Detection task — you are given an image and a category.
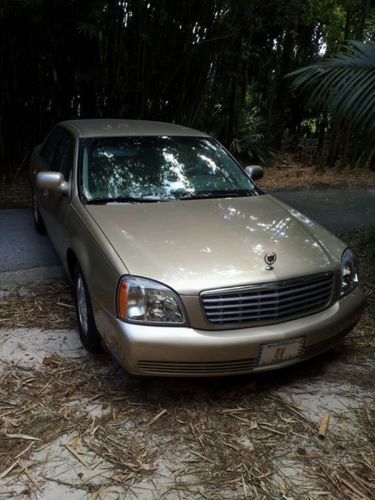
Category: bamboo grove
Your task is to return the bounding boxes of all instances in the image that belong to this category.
[0,0,373,168]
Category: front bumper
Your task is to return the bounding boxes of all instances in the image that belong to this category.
[97,287,365,376]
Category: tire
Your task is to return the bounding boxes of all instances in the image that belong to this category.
[74,266,102,353]
[32,192,47,235]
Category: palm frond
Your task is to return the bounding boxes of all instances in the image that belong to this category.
[288,41,375,136]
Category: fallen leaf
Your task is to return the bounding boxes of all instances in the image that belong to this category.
[319,414,330,439]
[42,356,60,367]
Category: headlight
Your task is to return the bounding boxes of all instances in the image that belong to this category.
[117,276,186,324]
[340,248,359,297]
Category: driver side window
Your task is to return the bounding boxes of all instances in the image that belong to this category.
[51,130,75,180]
[40,127,64,166]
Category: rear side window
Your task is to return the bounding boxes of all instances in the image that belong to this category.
[40,127,64,166]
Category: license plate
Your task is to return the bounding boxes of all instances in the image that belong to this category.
[256,337,305,366]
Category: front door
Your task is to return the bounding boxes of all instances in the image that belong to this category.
[38,128,75,262]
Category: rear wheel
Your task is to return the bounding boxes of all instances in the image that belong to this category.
[32,192,46,234]
[74,267,102,352]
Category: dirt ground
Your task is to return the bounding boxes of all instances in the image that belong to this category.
[0,229,374,499]
[0,327,374,499]
[258,161,375,192]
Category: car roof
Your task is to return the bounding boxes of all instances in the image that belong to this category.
[60,119,210,138]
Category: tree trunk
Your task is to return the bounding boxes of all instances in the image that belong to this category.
[356,0,370,40]
[344,5,352,41]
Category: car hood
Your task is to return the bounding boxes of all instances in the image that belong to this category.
[86,195,344,294]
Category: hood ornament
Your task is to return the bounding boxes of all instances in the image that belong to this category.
[264,252,276,270]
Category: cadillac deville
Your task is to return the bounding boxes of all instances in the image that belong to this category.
[30,119,365,376]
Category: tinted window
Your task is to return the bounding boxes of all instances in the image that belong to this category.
[51,130,75,179]
[80,136,257,202]
[40,127,64,166]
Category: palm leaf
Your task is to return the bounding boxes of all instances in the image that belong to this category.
[288,41,375,136]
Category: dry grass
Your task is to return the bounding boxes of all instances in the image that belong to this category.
[258,153,375,192]
[0,346,374,498]
[0,281,76,329]
[338,229,375,356]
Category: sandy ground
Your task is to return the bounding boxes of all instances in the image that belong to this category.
[0,326,374,499]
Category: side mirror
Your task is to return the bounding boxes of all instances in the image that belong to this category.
[245,165,263,181]
[36,171,69,195]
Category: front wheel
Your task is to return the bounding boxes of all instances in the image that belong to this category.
[74,267,102,352]
[32,193,46,234]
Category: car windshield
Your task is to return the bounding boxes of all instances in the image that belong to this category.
[80,136,258,203]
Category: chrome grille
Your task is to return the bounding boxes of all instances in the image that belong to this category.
[138,358,257,374]
[201,273,334,326]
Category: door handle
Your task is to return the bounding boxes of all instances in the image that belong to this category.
[43,190,49,199]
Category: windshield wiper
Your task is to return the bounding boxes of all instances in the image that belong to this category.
[179,193,212,200]
[86,196,161,204]
[179,190,254,200]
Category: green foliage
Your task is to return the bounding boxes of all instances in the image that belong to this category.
[231,111,269,164]
[289,41,375,166]
[0,0,374,167]
[230,92,271,164]
[290,42,375,135]
[364,10,375,40]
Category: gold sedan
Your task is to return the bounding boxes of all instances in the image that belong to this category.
[30,119,365,376]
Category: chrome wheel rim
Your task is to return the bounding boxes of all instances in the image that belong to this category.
[76,275,88,334]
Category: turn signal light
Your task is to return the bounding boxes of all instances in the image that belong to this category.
[118,280,128,320]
